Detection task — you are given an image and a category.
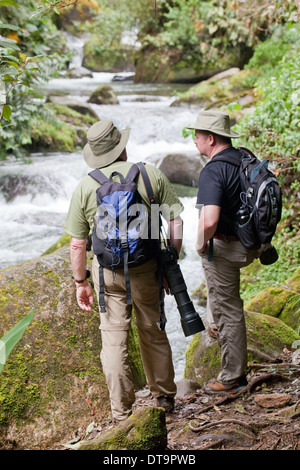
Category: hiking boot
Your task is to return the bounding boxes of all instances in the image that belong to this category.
[155,395,175,412]
[238,375,248,386]
[204,379,247,395]
[207,327,220,341]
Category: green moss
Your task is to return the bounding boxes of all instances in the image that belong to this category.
[244,266,300,332]
[278,294,300,333]
[49,103,97,127]
[128,310,146,390]
[245,287,294,317]
[174,69,258,108]
[0,352,40,425]
[42,234,71,256]
[29,119,78,152]
[245,311,300,353]
[77,407,167,450]
[184,311,300,384]
[184,334,221,384]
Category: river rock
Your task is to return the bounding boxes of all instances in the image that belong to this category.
[158,152,208,187]
[0,245,146,450]
[254,393,291,409]
[66,66,93,79]
[176,379,200,397]
[48,95,99,119]
[87,85,119,105]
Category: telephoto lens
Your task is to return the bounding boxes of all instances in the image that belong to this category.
[259,244,279,265]
[161,246,205,337]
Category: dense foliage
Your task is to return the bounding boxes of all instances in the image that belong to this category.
[234,24,300,162]
[0,0,70,158]
[140,0,298,74]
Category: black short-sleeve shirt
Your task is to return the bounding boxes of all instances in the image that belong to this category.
[196,147,242,236]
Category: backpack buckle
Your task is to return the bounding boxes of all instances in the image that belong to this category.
[121,240,129,251]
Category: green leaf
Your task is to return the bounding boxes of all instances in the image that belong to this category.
[0,37,20,50]
[2,103,11,121]
[0,309,34,373]
[0,0,19,6]
[0,23,20,31]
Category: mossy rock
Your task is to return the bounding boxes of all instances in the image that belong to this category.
[75,407,167,450]
[172,67,258,113]
[184,311,300,384]
[245,266,300,332]
[88,85,119,105]
[0,245,146,449]
[27,103,97,153]
[42,233,71,256]
[245,287,295,318]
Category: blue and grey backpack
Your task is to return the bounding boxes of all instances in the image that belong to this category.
[89,162,163,314]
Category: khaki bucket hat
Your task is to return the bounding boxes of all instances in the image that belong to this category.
[186,110,240,138]
[83,120,130,169]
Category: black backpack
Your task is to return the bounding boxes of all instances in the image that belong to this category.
[89,162,163,315]
[211,147,282,250]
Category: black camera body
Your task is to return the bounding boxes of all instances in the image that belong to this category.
[161,246,205,337]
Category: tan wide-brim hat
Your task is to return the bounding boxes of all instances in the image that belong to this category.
[186,110,240,138]
[83,120,130,169]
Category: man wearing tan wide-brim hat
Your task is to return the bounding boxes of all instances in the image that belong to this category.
[64,120,184,423]
[188,110,259,394]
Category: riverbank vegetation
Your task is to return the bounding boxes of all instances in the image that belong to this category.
[0,0,299,298]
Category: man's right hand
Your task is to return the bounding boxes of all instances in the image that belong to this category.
[75,281,94,312]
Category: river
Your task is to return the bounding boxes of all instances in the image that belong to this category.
[0,35,206,381]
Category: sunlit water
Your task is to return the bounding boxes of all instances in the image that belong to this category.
[0,34,206,380]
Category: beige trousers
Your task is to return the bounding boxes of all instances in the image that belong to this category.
[92,256,176,421]
[201,239,259,384]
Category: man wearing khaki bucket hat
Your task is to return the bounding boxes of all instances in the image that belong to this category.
[187,110,260,394]
[64,120,184,423]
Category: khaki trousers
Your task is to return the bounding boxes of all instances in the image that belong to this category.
[200,239,259,384]
[92,256,176,421]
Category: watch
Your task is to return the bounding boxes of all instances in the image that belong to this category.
[74,278,86,284]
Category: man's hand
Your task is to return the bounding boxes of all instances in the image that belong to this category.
[75,280,94,312]
[196,205,220,254]
[196,240,206,254]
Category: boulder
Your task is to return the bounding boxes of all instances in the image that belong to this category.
[171,68,258,122]
[184,311,300,384]
[245,266,300,332]
[0,245,146,450]
[72,407,167,450]
[158,152,208,187]
[88,85,119,105]
[48,96,99,119]
[66,67,93,79]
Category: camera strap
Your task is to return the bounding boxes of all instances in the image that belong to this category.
[135,162,166,331]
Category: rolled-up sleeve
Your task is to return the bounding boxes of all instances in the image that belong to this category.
[64,183,90,239]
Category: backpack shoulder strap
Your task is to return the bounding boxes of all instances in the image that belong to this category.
[209,152,241,167]
[135,162,157,204]
[124,163,140,183]
[88,168,109,185]
[135,162,166,330]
